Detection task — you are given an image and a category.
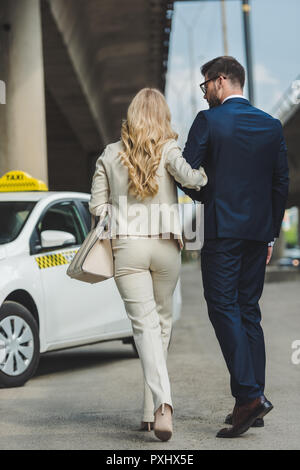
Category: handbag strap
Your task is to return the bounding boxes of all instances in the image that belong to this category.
[91,214,97,230]
[90,213,109,232]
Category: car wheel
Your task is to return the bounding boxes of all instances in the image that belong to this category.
[0,301,40,388]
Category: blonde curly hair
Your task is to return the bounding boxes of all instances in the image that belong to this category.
[119,88,178,201]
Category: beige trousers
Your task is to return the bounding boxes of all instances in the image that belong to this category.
[111,236,181,421]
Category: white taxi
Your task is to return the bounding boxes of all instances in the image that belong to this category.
[0,171,182,388]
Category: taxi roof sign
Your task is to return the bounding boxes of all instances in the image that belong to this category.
[0,171,48,192]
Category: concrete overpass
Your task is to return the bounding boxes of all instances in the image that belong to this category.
[0,0,173,192]
[1,0,299,212]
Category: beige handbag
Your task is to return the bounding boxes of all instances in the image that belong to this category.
[66,214,114,283]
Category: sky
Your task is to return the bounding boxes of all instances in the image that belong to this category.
[166,0,300,147]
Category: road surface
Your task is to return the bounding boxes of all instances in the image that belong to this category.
[0,263,299,450]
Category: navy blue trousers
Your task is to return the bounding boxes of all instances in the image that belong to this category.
[201,238,268,405]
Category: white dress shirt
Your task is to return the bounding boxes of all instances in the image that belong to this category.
[222,94,247,104]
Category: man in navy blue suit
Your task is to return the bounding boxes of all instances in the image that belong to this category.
[177,56,289,438]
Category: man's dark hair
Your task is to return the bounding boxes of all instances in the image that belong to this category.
[201,56,245,88]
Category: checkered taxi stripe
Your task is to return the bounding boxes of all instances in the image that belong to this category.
[35,249,78,270]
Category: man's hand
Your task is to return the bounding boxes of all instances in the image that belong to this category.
[266,246,273,265]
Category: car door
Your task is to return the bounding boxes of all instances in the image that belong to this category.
[31,199,130,347]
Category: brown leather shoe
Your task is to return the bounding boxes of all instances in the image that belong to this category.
[217,396,273,438]
[225,412,264,427]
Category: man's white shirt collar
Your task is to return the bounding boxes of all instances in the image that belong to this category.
[222,94,247,104]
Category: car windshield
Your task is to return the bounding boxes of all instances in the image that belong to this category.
[0,201,36,244]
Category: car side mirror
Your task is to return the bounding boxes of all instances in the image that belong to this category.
[41,230,76,249]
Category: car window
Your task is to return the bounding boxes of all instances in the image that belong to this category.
[0,201,36,244]
[36,201,86,247]
[80,201,92,232]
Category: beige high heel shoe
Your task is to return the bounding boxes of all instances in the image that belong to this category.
[154,403,173,442]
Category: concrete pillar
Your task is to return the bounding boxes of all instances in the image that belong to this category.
[0,1,9,175]
[5,0,48,184]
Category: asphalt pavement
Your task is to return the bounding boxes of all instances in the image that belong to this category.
[0,262,299,450]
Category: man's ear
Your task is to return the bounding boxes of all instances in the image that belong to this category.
[216,78,222,92]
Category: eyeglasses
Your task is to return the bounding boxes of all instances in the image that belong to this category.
[199,75,227,94]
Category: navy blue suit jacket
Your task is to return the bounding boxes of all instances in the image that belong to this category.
[177,97,289,242]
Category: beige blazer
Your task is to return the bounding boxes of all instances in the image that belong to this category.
[89,139,207,250]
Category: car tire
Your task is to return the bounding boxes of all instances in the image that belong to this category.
[0,301,40,388]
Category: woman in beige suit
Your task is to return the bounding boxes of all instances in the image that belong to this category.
[89,88,207,442]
